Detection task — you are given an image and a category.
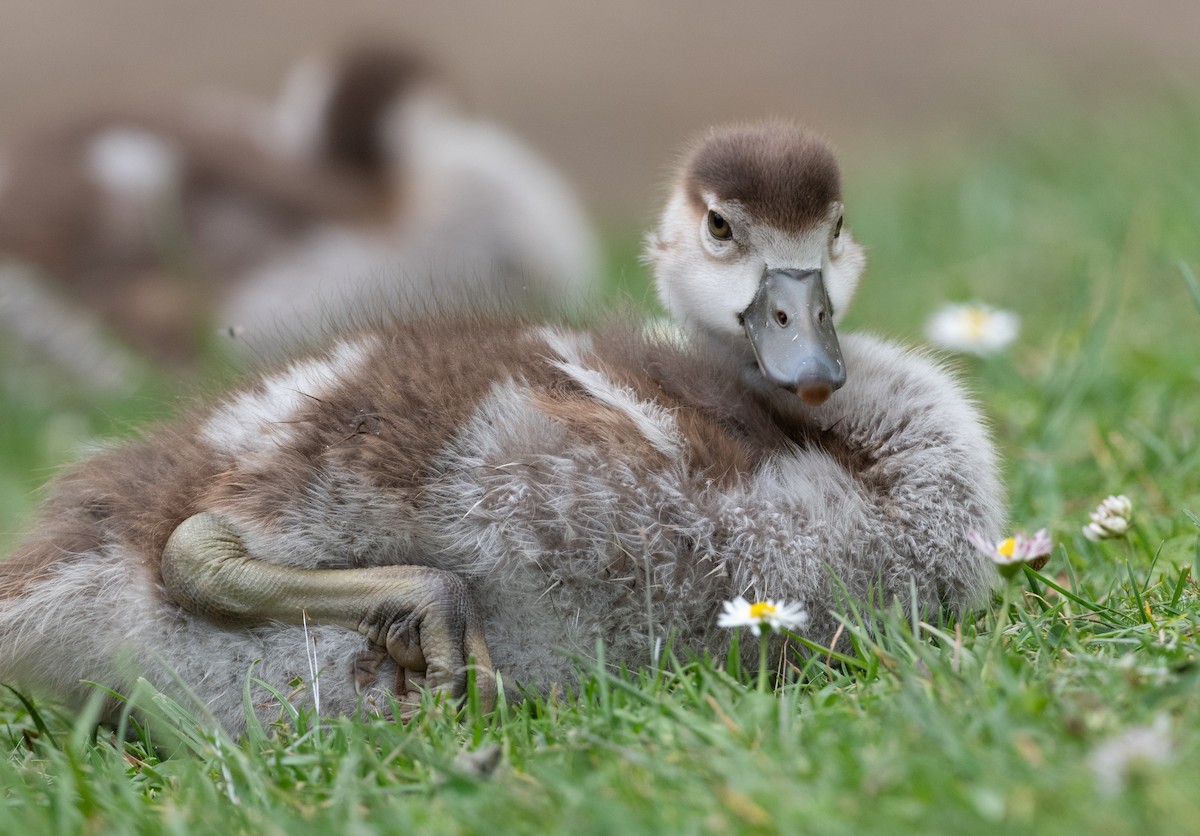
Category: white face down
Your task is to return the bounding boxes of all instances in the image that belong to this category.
[648,188,866,345]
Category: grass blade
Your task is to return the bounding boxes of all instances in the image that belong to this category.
[1181,261,1200,314]
[2,685,58,749]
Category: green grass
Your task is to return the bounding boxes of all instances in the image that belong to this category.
[3,88,1200,833]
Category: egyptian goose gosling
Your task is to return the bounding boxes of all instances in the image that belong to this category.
[0,122,1004,734]
[0,42,598,372]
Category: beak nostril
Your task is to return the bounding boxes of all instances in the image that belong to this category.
[745,267,845,399]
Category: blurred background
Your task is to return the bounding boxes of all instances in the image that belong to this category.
[2,1,1196,213]
[1,1,1198,548]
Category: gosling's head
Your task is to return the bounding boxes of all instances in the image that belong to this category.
[271,41,441,177]
[646,122,866,405]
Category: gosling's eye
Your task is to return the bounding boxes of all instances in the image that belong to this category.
[833,215,844,239]
[707,210,733,241]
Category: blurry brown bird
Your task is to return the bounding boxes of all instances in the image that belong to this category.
[0,42,598,380]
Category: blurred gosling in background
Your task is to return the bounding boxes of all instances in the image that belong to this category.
[0,42,599,384]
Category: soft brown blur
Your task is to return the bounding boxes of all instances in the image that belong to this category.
[1,1,1196,216]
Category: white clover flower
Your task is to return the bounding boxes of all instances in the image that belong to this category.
[717,596,808,636]
[1083,494,1133,542]
[925,302,1020,355]
[968,528,1053,577]
[1089,714,1174,795]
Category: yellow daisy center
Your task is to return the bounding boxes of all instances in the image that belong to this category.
[965,307,990,340]
[749,601,777,619]
[997,537,1016,558]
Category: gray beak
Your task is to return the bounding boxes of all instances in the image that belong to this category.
[740,268,846,405]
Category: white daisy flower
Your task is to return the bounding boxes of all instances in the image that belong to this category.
[717,596,808,636]
[1083,495,1133,542]
[925,302,1020,355]
[968,528,1053,577]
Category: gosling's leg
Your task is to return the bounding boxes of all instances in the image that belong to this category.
[160,511,495,714]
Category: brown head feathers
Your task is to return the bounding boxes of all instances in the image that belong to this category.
[321,42,435,176]
[682,122,841,232]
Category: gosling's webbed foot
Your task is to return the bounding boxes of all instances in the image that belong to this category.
[352,650,423,719]
[161,511,496,714]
